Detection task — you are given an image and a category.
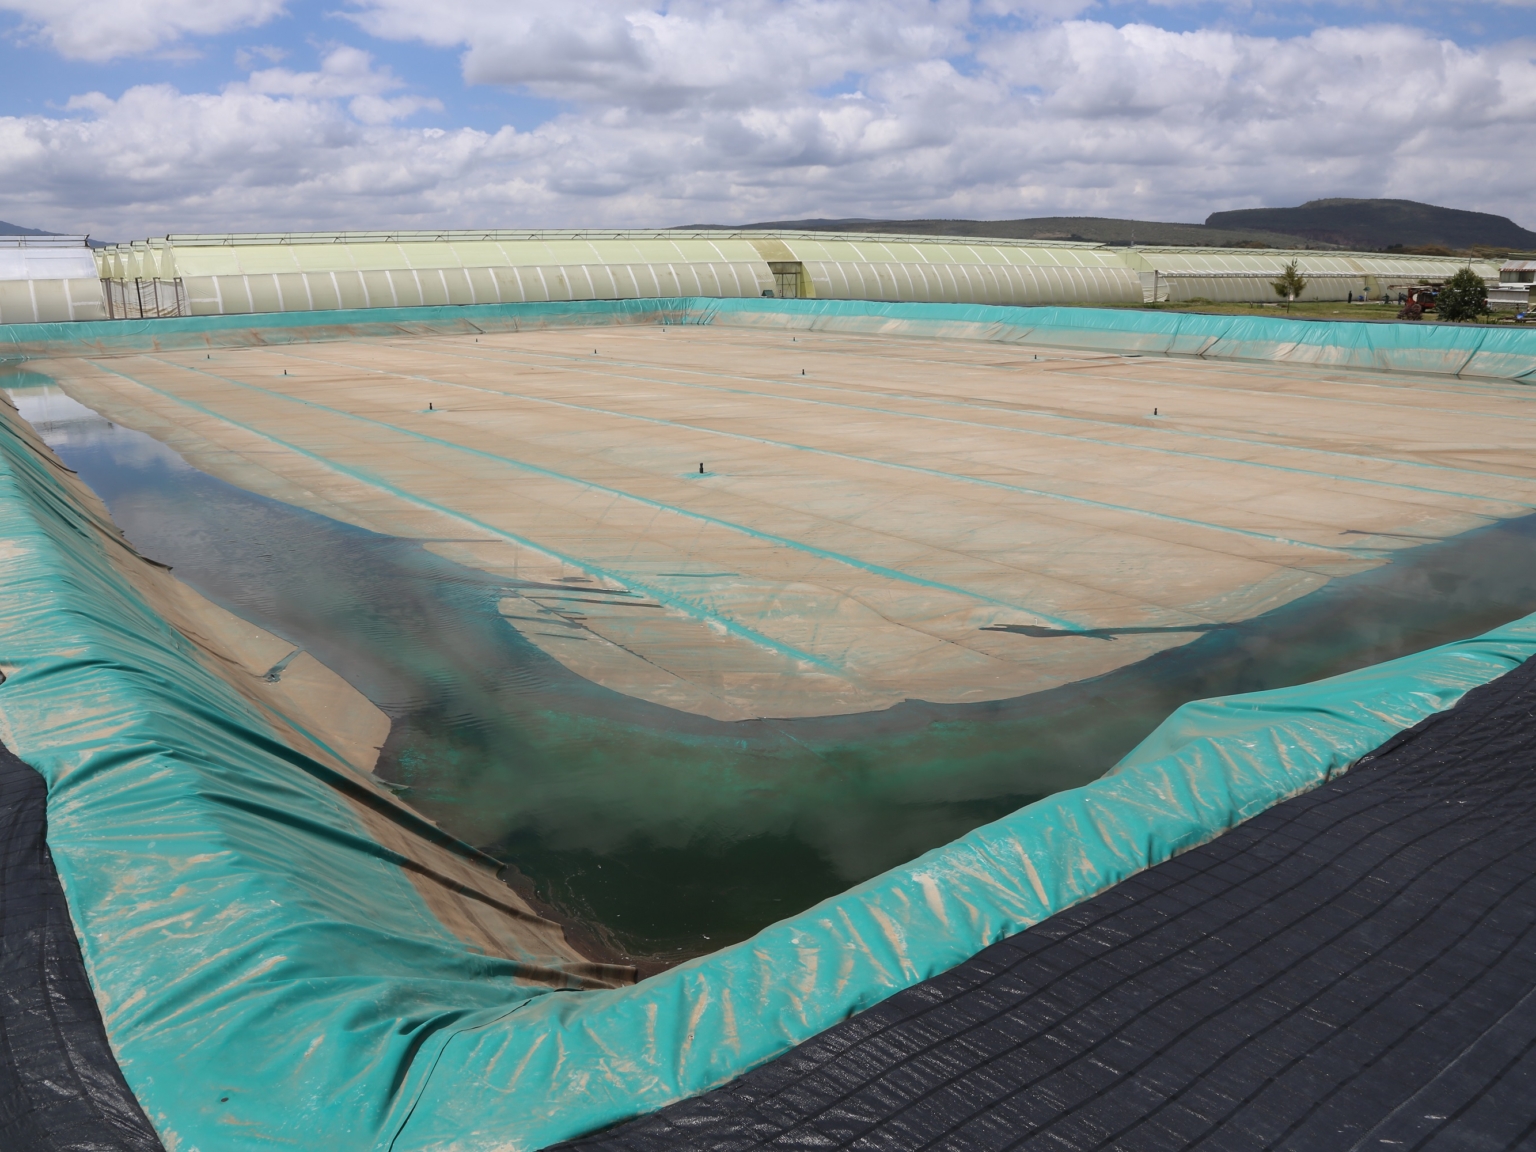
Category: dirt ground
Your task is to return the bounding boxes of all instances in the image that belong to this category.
[32,322,1536,719]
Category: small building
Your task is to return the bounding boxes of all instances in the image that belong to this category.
[1501,257,1536,284]
[1492,257,1536,309]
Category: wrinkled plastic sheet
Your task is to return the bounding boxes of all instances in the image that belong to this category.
[380,613,1536,1151]
[558,650,1536,1151]
[3,303,1536,1149]
[3,297,1534,382]
[0,400,606,1149]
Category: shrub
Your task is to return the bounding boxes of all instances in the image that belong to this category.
[1437,267,1490,323]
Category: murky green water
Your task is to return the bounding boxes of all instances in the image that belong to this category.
[10,367,1536,963]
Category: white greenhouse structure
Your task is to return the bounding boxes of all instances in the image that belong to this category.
[0,227,1508,324]
[0,235,106,324]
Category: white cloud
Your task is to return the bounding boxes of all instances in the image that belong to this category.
[244,45,400,97]
[1,16,1534,237]
[241,44,444,122]
[0,0,286,60]
[348,0,972,110]
[233,44,289,70]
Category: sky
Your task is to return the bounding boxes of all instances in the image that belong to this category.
[1,0,1534,239]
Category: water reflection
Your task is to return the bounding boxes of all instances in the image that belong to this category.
[9,366,1536,962]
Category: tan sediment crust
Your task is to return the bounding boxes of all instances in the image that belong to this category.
[0,394,630,987]
[29,324,1536,721]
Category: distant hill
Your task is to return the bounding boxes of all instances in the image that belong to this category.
[0,219,56,237]
[1205,199,1536,253]
[0,219,107,246]
[684,215,1331,249]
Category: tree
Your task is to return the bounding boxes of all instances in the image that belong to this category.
[1271,260,1307,310]
[1436,267,1490,323]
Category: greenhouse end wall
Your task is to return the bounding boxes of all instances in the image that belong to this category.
[0,236,106,324]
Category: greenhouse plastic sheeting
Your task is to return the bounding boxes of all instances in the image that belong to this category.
[3,302,1536,1150]
[2,296,1535,381]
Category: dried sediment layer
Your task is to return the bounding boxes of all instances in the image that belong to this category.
[33,323,1536,720]
[0,393,625,983]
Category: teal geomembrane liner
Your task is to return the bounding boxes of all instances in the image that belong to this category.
[1,299,1534,1150]
[3,297,1535,381]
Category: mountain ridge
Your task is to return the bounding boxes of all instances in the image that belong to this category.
[679,215,1327,249]
[0,219,57,237]
[0,219,109,247]
[683,199,1535,254]
[1206,199,1536,252]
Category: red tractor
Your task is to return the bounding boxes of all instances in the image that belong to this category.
[1396,284,1438,320]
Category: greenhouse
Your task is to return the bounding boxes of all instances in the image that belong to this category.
[1121,246,1501,302]
[89,229,1147,315]
[0,235,105,324]
[82,229,1501,319]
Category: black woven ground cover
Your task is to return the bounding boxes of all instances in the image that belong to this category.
[561,654,1536,1151]
[0,738,164,1152]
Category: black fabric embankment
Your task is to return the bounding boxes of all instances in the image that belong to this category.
[561,655,1536,1152]
[0,740,165,1152]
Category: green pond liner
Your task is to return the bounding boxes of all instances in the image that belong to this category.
[2,300,1536,1149]
[2,297,1535,382]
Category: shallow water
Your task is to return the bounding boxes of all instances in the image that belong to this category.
[10,366,1536,961]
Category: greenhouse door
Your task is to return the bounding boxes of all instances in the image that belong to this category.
[769,261,804,298]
